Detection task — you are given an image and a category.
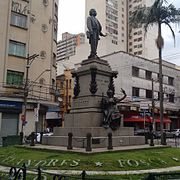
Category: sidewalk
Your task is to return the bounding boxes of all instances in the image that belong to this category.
[0,164,180,175]
[21,144,169,154]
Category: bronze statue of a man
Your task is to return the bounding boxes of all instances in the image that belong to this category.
[87,9,106,59]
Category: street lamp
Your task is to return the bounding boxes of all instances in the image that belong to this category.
[21,54,39,134]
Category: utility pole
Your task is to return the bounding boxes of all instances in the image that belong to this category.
[21,54,39,134]
[151,78,155,132]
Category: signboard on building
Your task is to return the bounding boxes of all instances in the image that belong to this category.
[46,112,61,119]
[12,0,29,15]
[0,101,22,110]
[140,103,149,110]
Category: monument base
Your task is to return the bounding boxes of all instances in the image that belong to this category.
[42,127,145,148]
[42,58,145,149]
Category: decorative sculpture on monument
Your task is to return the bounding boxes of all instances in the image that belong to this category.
[86,9,106,59]
[101,88,127,130]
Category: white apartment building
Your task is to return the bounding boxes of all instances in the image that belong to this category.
[57,32,85,61]
[58,50,180,129]
[0,0,59,142]
[128,0,158,59]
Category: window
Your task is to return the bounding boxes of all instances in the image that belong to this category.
[169,94,174,103]
[132,87,139,97]
[69,79,72,89]
[11,11,27,28]
[60,81,64,89]
[6,70,24,86]
[39,78,45,85]
[53,53,56,66]
[9,40,26,57]
[66,79,68,89]
[43,0,49,6]
[52,79,55,89]
[138,44,142,48]
[138,37,142,41]
[157,92,160,100]
[168,77,174,86]
[132,66,139,77]
[69,95,71,106]
[53,23,58,41]
[55,3,58,17]
[145,70,152,80]
[146,90,152,99]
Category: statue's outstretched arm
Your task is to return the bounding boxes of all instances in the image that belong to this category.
[100,32,107,37]
[117,88,127,102]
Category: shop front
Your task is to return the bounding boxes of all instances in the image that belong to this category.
[0,100,22,144]
[45,106,61,132]
[124,115,171,131]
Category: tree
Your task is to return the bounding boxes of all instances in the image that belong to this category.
[130,0,180,145]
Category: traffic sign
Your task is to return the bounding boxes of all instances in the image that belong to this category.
[140,103,149,110]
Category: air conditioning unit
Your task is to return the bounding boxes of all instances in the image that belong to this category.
[43,0,49,6]
[40,51,47,59]
[42,24,48,33]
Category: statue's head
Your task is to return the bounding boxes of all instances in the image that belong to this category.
[89,9,97,16]
[107,89,114,98]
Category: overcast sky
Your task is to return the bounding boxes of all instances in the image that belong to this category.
[58,0,180,65]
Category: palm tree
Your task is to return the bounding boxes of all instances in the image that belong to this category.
[130,0,180,145]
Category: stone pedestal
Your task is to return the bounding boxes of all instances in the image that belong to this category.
[42,58,145,148]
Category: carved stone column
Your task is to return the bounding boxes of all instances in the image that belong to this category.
[89,66,97,95]
[72,72,80,98]
[107,71,117,98]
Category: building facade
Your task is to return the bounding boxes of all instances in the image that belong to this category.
[60,51,180,130]
[102,52,180,130]
[57,32,85,61]
[56,69,73,125]
[0,0,59,142]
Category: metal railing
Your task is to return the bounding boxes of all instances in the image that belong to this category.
[0,164,111,180]
[1,164,180,180]
[145,172,180,180]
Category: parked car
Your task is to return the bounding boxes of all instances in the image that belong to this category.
[155,129,180,138]
[171,129,180,137]
[134,129,159,138]
[134,129,148,136]
[24,132,53,144]
[155,130,174,138]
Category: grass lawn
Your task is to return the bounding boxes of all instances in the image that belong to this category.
[0,146,179,172]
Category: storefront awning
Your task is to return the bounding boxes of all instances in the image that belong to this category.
[154,118,171,124]
[124,116,151,123]
[124,116,171,124]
